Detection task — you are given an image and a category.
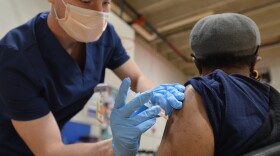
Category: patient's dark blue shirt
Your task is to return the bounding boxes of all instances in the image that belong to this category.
[185,69,270,156]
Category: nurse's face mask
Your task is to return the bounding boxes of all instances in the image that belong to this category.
[53,0,109,42]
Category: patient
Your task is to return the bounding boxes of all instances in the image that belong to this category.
[157,13,280,156]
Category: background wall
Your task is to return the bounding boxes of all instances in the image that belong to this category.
[134,37,188,84]
[258,44,280,90]
[0,0,50,37]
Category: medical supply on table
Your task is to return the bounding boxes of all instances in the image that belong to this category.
[128,88,167,119]
[94,84,109,123]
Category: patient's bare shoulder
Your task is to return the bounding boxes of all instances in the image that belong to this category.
[157,85,214,156]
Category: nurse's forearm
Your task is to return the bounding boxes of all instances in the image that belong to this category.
[113,59,155,93]
[12,113,115,156]
[135,75,155,92]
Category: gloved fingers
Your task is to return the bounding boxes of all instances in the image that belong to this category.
[153,85,164,91]
[159,101,172,116]
[154,83,183,89]
[165,107,173,116]
[172,84,186,92]
[154,84,185,93]
[153,87,185,102]
[136,118,157,134]
[167,87,185,101]
[121,91,153,117]
[153,89,166,95]
[151,93,172,115]
[166,92,182,110]
[129,104,149,117]
[132,106,161,125]
[114,77,131,109]
[151,93,167,106]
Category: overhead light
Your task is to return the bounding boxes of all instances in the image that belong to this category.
[157,11,214,33]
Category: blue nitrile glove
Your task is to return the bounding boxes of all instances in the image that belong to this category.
[110,78,161,156]
[150,84,185,115]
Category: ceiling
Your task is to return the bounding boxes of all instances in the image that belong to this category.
[111,0,280,76]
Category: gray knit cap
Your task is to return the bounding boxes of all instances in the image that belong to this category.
[190,13,261,59]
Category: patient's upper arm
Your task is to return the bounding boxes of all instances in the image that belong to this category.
[157,85,214,156]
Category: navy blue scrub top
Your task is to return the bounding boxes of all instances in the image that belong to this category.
[0,12,129,155]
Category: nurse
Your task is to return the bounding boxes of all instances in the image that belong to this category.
[0,0,185,155]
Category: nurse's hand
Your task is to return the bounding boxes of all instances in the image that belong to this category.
[110,78,160,156]
[150,83,185,115]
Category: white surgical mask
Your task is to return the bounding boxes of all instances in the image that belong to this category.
[53,0,109,42]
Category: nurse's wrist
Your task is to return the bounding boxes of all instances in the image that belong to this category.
[112,139,138,156]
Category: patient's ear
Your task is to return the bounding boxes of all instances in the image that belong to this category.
[256,56,262,63]
[191,54,201,74]
[253,56,262,69]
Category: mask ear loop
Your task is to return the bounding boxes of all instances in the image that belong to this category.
[61,0,67,6]
[191,54,203,74]
[52,4,59,19]
[52,0,67,20]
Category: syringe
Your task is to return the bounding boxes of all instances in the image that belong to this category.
[128,88,167,119]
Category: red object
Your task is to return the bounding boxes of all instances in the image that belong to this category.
[133,16,146,26]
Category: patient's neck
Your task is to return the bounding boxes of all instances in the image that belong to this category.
[201,67,250,77]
